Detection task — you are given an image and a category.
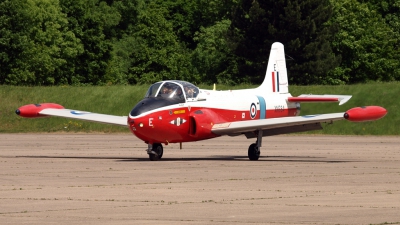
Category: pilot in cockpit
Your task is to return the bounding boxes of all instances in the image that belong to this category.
[184,86,195,98]
[160,85,172,98]
[175,88,184,99]
[161,86,170,94]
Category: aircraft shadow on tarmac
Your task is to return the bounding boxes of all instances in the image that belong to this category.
[16,155,357,163]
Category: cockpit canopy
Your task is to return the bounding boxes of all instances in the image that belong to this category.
[130,81,200,117]
[145,80,199,101]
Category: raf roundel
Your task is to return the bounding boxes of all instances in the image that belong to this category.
[250,103,257,119]
[70,110,91,115]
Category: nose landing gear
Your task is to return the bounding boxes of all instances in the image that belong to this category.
[147,143,163,161]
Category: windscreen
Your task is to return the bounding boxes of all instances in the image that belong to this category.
[145,82,162,98]
[145,80,199,100]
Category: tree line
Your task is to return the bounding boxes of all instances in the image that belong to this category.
[0,0,399,86]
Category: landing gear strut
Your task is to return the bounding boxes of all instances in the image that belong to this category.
[248,130,262,160]
[147,143,163,161]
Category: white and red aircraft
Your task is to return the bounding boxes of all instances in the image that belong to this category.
[16,42,387,161]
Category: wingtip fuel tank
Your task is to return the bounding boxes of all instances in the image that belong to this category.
[16,103,64,118]
[344,106,387,122]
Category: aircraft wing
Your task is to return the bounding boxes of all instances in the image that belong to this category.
[211,113,344,136]
[15,103,128,126]
[40,109,128,126]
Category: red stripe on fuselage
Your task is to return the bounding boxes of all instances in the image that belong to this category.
[128,107,297,144]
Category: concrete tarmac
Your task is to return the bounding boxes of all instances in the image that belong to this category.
[1,134,399,225]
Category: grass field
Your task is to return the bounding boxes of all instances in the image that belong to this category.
[1,82,398,135]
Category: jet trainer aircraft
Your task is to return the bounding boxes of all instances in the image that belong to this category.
[16,42,387,161]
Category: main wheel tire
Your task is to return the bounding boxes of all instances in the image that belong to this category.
[248,143,260,161]
[149,143,163,161]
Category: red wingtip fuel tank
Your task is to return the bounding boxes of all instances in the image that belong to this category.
[15,103,64,118]
[344,106,387,122]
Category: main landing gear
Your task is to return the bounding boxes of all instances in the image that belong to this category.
[147,143,163,161]
[248,130,263,160]
[146,131,263,161]
[248,143,260,160]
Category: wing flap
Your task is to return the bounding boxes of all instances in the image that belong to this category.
[212,112,344,136]
[288,95,352,105]
[40,109,128,126]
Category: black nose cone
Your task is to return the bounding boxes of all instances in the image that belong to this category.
[15,109,20,115]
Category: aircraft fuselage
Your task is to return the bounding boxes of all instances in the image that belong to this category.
[128,88,298,144]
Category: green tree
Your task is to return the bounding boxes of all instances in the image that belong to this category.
[109,0,143,38]
[191,20,239,84]
[329,0,399,83]
[230,0,340,85]
[360,0,400,34]
[60,0,120,84]
[109,2,194,84]
[0,0,82,85]
[360,0,400,81]
[154,0,238,49]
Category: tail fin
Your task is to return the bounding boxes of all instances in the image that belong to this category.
[257,42,289,94]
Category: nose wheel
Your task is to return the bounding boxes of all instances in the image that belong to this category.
[148,143,163,161]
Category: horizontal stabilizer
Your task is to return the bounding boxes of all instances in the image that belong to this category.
[288,95,352,105]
